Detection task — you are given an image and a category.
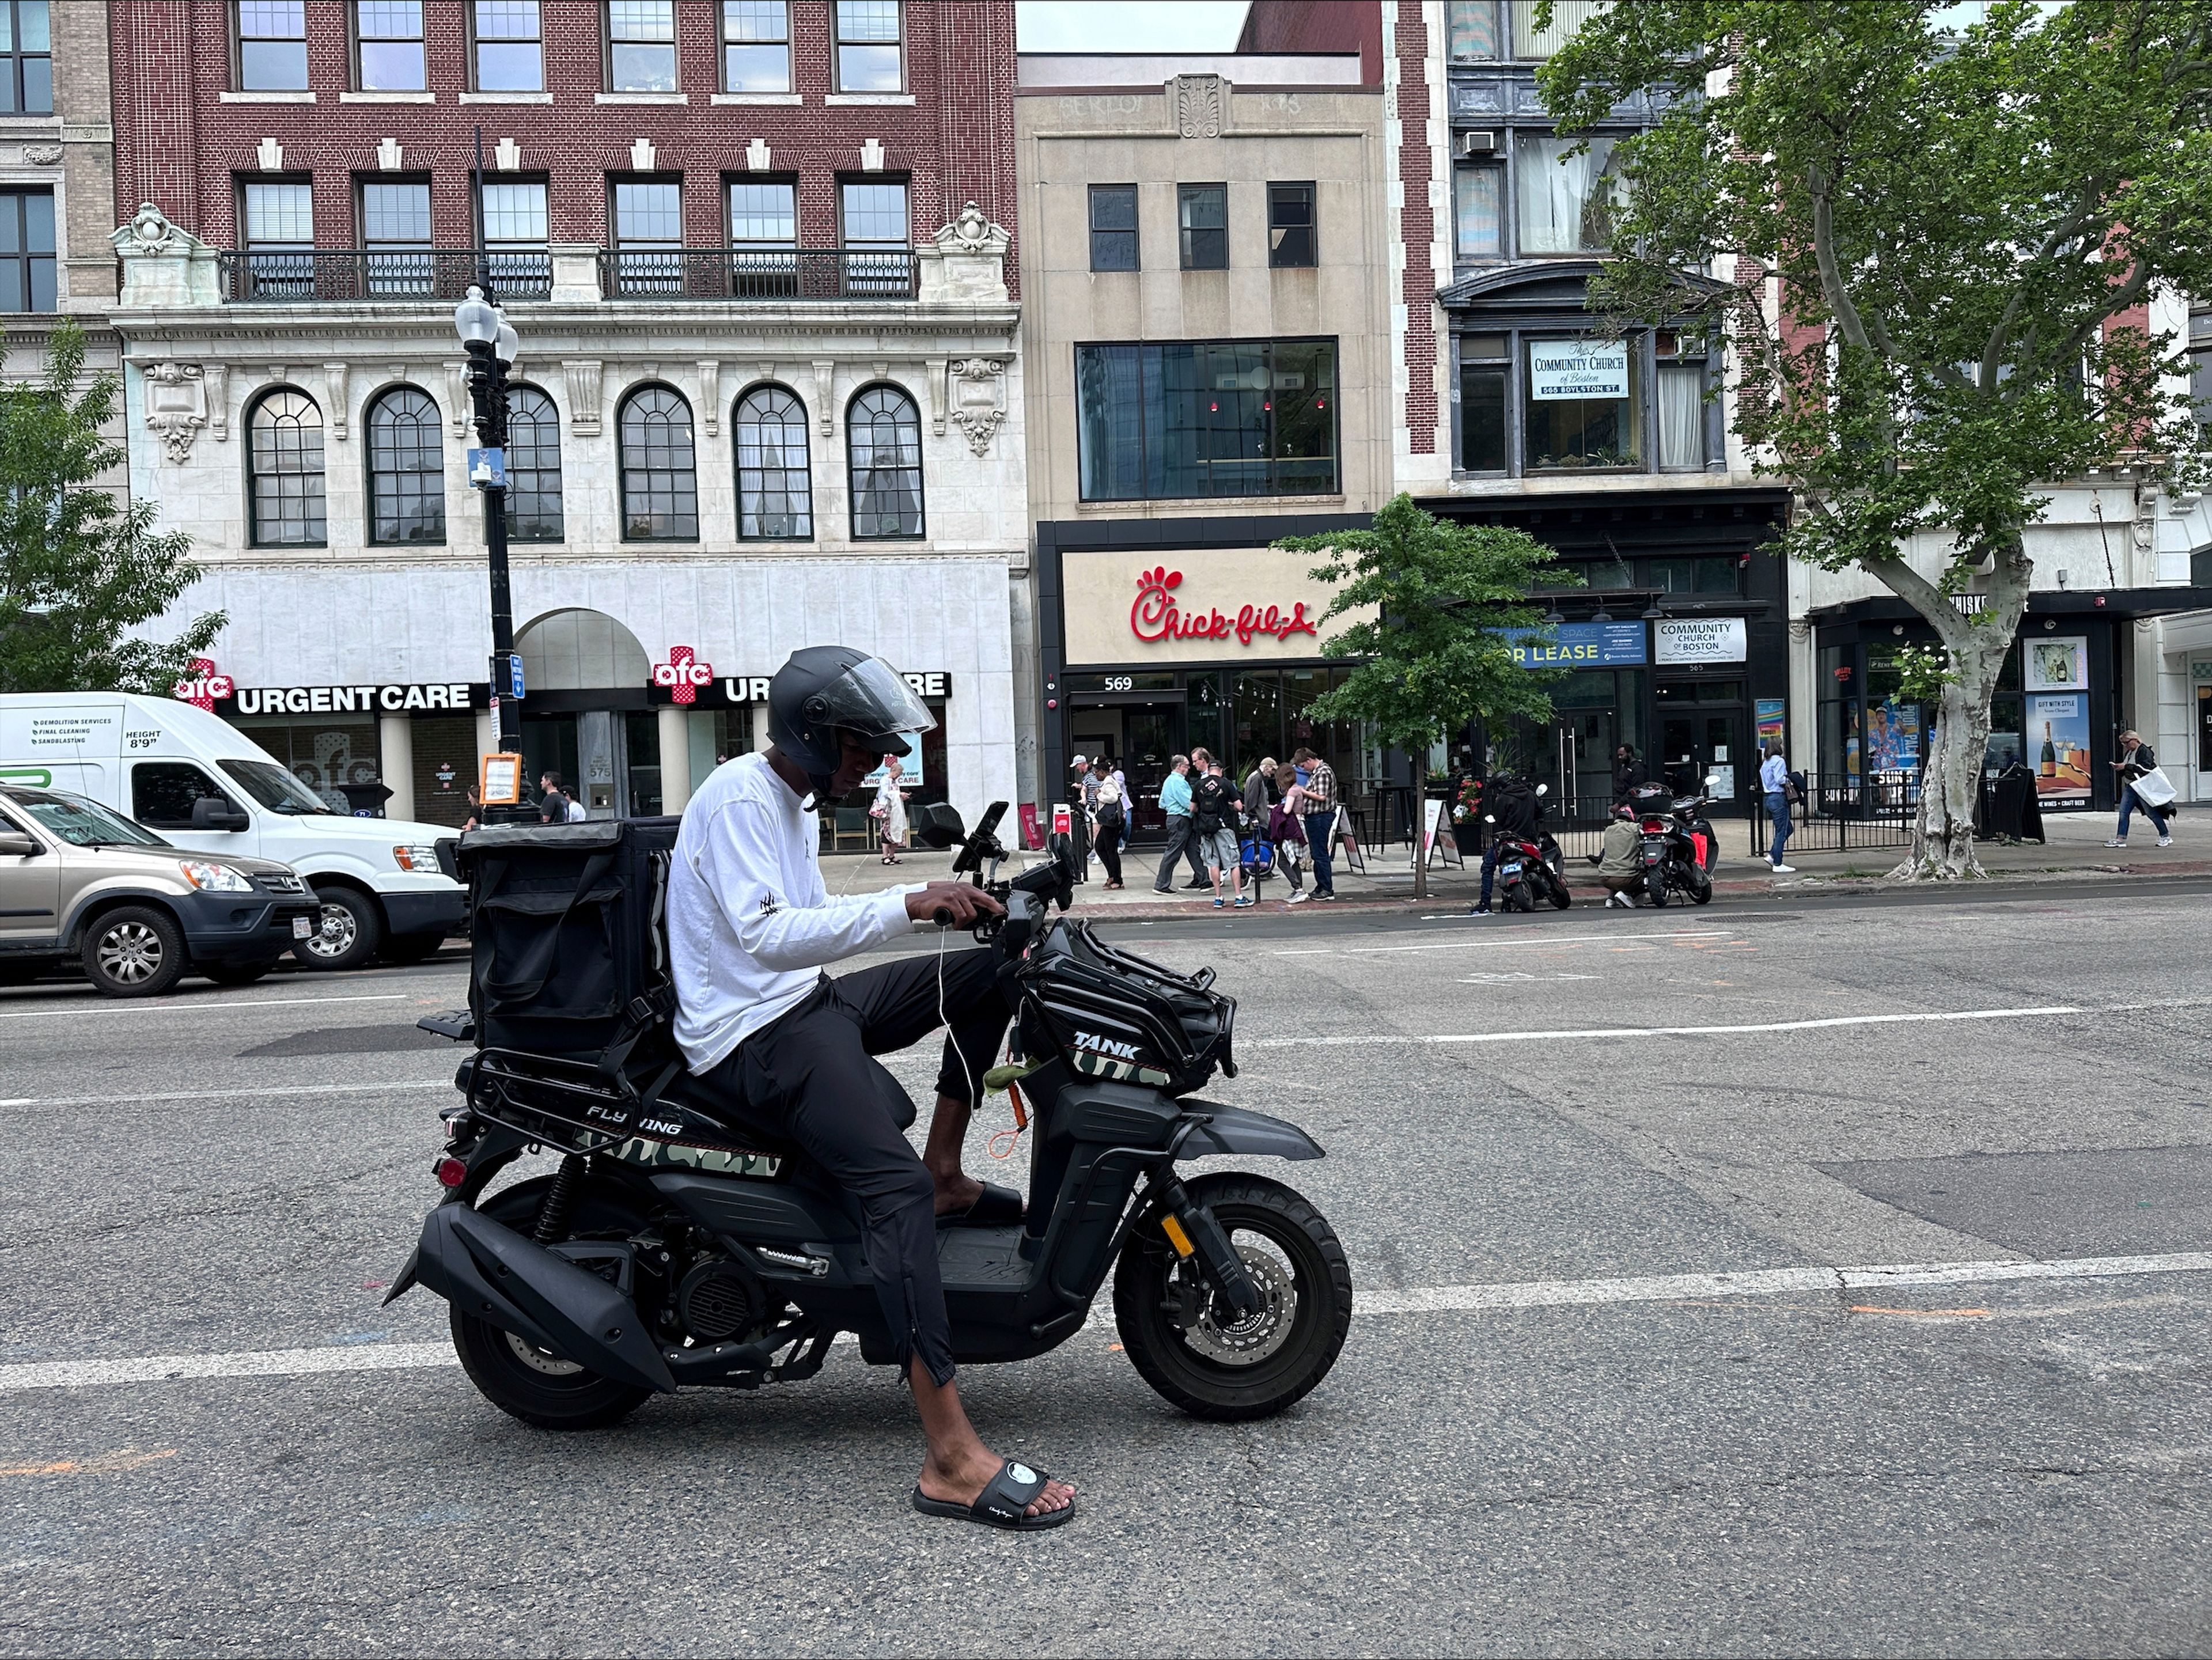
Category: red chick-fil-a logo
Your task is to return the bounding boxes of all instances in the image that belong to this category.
[1128,567,1320,649]
[652,645,714,704]
[172,657,234,710]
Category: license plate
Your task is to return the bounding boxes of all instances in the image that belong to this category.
[1502,862,1523,875]
[292,917,314,939]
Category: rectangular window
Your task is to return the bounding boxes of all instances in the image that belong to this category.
[1657,361,1706,469]
[1459,335,1509,472]
[606,0,676,92]
[1511,0,1605,59]
[839,180,908,295]
[2190,346,2211,439]
[1448,0,1499,59]
[241,179,315,298]
[238,0,309,90]
[473,0,543,92]
[0,2,51,115]
[1179,183,1227,270]
[834,0,902,92]
[1268,183,1316,268]
[479,179,550,294]
[612,177,683,294]
[1088,184,1137,271]
[1524,336,1639,468]
[1516,131,1620,255]
[355,0,425,90]
[1649,558,1740,596]
[1074,338,1339,502]
[728,179,797,296]
[360,179,431,295]
[722,0,791,92]
[0,187,54,312]
[1454,165,1502,260]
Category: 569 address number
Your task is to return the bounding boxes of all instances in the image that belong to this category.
[1103,674,1135,692]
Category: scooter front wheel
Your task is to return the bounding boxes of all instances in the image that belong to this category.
[1113,1174,1352,1422]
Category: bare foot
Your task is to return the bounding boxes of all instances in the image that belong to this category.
[917,1443,1077,1519]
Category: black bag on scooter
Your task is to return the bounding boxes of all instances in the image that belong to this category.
[459,817,678,1078]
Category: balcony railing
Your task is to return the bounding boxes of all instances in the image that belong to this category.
[217,248,553,302]
[599,246,916,301]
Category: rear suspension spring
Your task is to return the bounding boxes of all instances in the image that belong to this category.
[533,1153,587,1244]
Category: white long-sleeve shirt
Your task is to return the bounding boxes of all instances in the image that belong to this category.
[669,752,919,1072]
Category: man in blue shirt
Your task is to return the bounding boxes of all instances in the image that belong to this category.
[1151,753,1207,893]
[1760,743,1796,873]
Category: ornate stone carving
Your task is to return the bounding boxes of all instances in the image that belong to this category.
[256,136,284,171]
[1173,75,1224,139]
[916,202,1012,304]
[376,136,403,171]
[323,363,350,440]
[811,359,835,437]
[698,361,722,435]
[446,361,474,441]
[494,136,522,172]
[947,358,1006,456]
[204,364,230,440]
[563,359,604,435]
[21,143,60,166]
[118,202,187,259]
[925,354,948,434]
[143,363,207,463]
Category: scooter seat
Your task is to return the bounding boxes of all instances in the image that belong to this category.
[652,1068,804,1159]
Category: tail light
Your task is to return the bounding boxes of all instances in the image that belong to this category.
[434,1157,468,1188]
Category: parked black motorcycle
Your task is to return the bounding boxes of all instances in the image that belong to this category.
[1628,778,1720,906]
[387,802,1351,1429]
[1486,783,1573,912]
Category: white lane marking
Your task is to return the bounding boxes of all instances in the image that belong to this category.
[1272,930,1734,957]
[0,1079,452,1109]
[0,993,410,1021]
[6,1249,2210,1394]
[1247,1005,2081,1047]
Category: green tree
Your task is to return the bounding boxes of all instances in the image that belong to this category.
[1538,0,2212,878]
[0,321,220,695]
[1275,494,1577,897]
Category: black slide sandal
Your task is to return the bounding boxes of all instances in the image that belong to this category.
[912,1458,1075,1532]
[936,1181,1024,1228]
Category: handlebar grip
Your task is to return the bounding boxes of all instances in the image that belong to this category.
[930,905,956,928]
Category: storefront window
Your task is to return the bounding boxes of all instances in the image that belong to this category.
[240,716,384,814]
[1075,338,1339,501]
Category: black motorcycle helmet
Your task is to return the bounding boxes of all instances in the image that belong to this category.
[767,645,936,797]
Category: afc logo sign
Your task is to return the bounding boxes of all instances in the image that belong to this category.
[652,646,714,705]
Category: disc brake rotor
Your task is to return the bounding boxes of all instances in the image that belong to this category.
[504,1332,584,1377]
[1182,1238,1297,1367]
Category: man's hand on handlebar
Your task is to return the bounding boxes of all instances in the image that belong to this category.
[906,881,1006,928]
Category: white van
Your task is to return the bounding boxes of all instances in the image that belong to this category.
[0,692,466,970]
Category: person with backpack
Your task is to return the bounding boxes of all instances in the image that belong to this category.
[1468,770,1539,916]
[668,646,1074,1529]
[1189,749,1251,908]
[537,770,572,825]
[1150,754,1209,893]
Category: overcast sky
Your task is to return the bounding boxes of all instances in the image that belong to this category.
[1014,1,1254,53]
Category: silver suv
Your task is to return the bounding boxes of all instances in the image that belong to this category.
[0,786,320,998]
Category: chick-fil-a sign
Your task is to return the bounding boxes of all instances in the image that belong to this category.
[1129,567,1320,650]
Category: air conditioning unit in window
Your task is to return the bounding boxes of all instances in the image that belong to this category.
[1456,130,1499,157]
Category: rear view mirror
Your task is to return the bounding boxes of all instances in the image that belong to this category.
[1534,783,1549,797]
[0,830,36,856]
[911,802,965,850]
[190,797,250,832]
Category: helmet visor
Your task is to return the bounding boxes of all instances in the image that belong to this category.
[811,654,936,755]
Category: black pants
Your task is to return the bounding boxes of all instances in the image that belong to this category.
[694,950,1011,1386]
[1153,816,1208,892]
[1094,821,1123,884]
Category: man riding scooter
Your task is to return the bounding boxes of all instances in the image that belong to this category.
[668,645,1076,1531]
[1468,770,1540,918]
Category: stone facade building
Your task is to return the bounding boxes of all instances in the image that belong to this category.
[109,0,1024,829]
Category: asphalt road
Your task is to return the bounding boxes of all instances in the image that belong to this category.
[4,882,2211,1657]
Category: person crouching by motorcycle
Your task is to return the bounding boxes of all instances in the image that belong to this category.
[1469,770,1540,917]
[668,645,1076,1530]
[1597,802,1644,908]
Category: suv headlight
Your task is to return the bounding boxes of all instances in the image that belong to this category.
[392,843,442,873]
[178,860,253,892]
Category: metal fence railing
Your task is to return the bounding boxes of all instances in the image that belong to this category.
[1751,771,1919,858]
[597,247,917,301]
[218,248,552,302]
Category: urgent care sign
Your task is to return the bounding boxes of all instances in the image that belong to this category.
[1059,548,1374,668]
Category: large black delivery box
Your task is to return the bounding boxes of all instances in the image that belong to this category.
[459,817,679,1077]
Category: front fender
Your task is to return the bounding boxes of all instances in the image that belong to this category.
[1175,1101,1324,1162]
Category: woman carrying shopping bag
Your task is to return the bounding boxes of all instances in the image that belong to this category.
[872,755,912,864]
[2106,729,2176,848]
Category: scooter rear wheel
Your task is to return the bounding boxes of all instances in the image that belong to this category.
[1113,1174,1351,1422]
[1505,881,1535,913]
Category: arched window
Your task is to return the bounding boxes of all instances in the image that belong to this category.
[247,388,326,547]
[503,385,563,543]
[734,384,812,540]
[365,386,444,545]
[618,384,698,540]
[847,383,923,539]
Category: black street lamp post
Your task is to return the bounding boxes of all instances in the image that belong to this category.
[454,286,522,766]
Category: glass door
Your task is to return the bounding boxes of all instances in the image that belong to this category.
[1124,708,1180,836]
[1660,706,1745,801]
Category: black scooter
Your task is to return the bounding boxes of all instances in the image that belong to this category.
[1629,777,1720,906]
[1486,783,1573,912]
[386,802,1351,1428]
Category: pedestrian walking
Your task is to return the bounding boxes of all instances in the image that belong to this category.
[1597,801,1643,907]
[1105,756,1129,856]
[1152,755,1209,893]
[1067,755,1096,880]
[1243,756,1278,829]
[871,755,910,865]
[1092,771,1127,887]
[1272,761,1310,901]
[1760,743,1797,873]
[537,770,572,825]
[2107,728,2176,847]
[1190,750,1250,908]
[1291,746,1338,901]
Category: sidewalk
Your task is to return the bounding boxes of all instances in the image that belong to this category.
[830,807,2211,920]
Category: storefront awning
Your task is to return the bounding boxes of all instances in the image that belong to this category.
[1806,586,2212,628]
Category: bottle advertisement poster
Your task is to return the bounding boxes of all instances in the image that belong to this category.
[2027,692,2092,802]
